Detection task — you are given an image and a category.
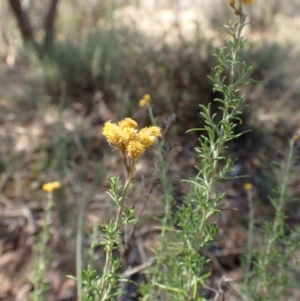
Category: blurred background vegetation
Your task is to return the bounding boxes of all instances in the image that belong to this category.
[0,0,300,300]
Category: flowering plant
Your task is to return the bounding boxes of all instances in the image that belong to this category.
[78,118,161,300]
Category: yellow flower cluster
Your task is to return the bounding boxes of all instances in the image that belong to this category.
[42,181,61,192]
[139,94,151,107]
[102,118,161,160]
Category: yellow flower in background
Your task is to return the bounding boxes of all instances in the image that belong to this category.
[228,0,253,15]
[244,182,253,192]
[42,181,61,193]
[143,94,151,102]
[139,94,151,107]
[243,0,253,5]
[102,118,161,161]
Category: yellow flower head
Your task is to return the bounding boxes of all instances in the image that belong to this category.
[120,127,139,147]
[139,132,156,148]
[139,94,151,107]
[42,181,61,193]
[147,126,162,138]
[244,182,253,192]
[139,126,162,148]
[102,118,161,161]
[143,94,151,102]
[126,140,145,160]
[102,121,123,146]
[118,118,137,129]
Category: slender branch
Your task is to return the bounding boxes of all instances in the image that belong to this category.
[8,0,36,43]
[8,0,61,55]
[43,0,60,48]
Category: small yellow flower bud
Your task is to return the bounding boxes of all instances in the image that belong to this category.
[244,183,253,192]
[42,181,61,192]
[139,99,146,107]
[143,94,151,102]
[139,94,151,107]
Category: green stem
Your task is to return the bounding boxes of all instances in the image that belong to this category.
[148,104,171,237]
[76,199,85,301]
[115,177,132,231]
[186,12,248,300]
[246,189,254,277]
[148,105,157,127]
[259,137,295,294]
[98,174,132,300]
[30,192,53,301]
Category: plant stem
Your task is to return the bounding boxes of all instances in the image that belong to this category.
[186,12,247,300]
[76,199,84,301]
[115,177,132,231]
[98,174,132,300]
[246,188,254,277]
[30,192,53,301]
[259,137,295,294]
